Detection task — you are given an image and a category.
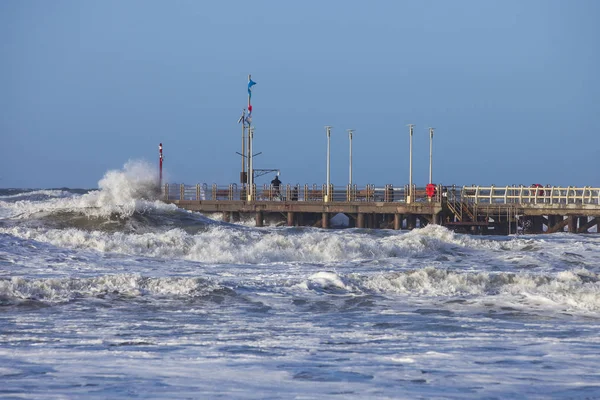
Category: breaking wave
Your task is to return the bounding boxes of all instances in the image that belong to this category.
[4,268,598,313]
[0,274,222,304]
[297,268,600,313]
[0,160,170,220]
[0,189,83,202]
[0,224,500,264]
[1,223,594,267]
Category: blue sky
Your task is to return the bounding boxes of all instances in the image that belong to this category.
[1,0,599,189]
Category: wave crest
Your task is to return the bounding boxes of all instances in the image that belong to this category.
[0,160,171,221]
[364,267,600,312]
[0,274,220,303]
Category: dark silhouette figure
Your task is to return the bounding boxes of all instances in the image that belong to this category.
[386,185,394,202]
[271,175,282,198]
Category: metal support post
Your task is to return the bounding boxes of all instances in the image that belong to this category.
[429,127,434,184]
[241,110,246,185]
[247,126,254,201]
[158,143,163,188]
[348,129,354,185]
[408,124,414,203]
[325,126,332,202]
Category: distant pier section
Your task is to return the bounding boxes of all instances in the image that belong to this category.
[160,77,599,234]
[162,184,600,234]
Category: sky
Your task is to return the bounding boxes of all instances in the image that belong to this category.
[1,0,599,189]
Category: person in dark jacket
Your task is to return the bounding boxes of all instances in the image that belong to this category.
[271,175,282,198]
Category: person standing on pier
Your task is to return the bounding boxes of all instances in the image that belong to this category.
[271,174,282,199]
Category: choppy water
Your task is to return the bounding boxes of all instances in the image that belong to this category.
[1,161,600,399]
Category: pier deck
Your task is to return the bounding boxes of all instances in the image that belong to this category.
[163,184,600,234]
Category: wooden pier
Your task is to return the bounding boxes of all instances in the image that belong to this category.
[162,183,600,234]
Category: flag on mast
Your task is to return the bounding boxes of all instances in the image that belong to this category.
[247,75,256,124]
[248,78,256,97]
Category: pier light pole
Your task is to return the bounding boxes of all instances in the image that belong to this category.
[240,109,246,186]
[325,126,332,202]
[408,124,414,203]
[429,127,434,184]
[247,75,252,188]
[348,129,355,186]
[247,122,251,189]
[248,126,254,200]
[159,143,163,188]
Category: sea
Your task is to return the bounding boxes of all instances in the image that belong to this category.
[1,162,599,399]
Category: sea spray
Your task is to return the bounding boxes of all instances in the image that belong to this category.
[0,160,172,220]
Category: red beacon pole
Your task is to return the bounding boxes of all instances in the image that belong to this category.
[159,143,163,188]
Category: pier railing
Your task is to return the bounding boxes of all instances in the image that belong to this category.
[162,184,600,206]
[163,183,443,203]
[457,185,600,205]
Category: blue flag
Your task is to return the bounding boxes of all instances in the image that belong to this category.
[248,79,256,97]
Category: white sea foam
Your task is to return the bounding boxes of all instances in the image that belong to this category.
[1,222,596,269]
[0,160,174,219]
[0,274,220,303]
[302,271,349,293]
[0,224,461,264]
[0,189,76,200]
[361,267,600,312]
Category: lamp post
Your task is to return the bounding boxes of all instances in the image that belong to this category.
[408,124,414,203]
[158,143,163,188]
[348,129,354,185]
[240,109,246,186]
[429,127,434,184]
[325,126,332,202]
[249,126,254,200]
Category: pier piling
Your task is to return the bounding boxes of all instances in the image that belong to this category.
[394,214,402,230]
[322,212,330,229]
[357,213,365,228]
[568,216,577,233]
[222,212,231,223]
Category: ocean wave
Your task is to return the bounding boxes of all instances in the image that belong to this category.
[0,160,170,220]
[0,224,474,264]
[0,189,82,202]
[0,274,221,303]
[240,266,600,313]
[361,267,600,312]
[0,223,583,266]
[5,207,217,234]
